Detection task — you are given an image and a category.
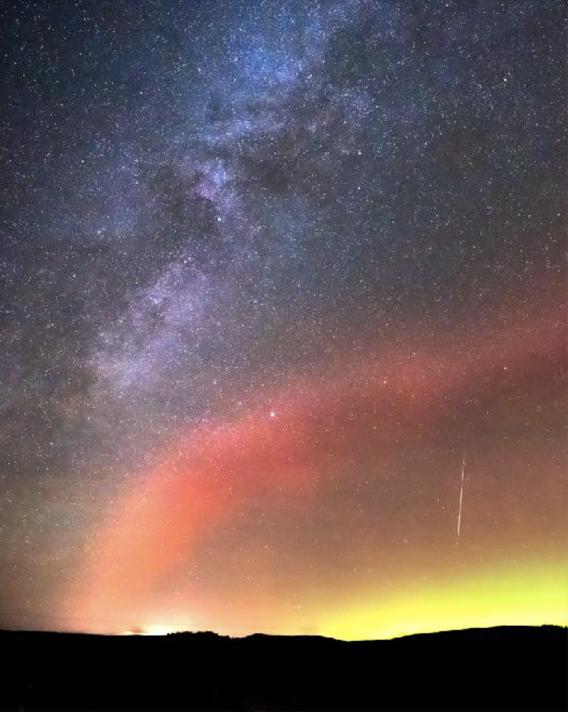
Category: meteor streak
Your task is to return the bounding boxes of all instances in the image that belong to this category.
[457,452,466,545]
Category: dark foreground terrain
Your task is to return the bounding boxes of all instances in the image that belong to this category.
[0,625,565,711]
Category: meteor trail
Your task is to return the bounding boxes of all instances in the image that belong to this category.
[456,453,466,545]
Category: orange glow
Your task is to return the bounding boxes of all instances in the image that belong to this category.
[67,303,566,636]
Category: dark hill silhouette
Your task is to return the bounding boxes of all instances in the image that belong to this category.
[0,625,565,710]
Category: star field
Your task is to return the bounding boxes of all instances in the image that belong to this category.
[0,0,566,638]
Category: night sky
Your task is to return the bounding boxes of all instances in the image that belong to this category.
[0,0,566,639]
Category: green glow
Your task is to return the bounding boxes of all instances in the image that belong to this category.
[320,559,568,640]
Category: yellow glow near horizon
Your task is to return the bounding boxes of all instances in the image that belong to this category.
[320,559,568,640]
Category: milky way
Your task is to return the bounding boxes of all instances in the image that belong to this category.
[0,0,566,639]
